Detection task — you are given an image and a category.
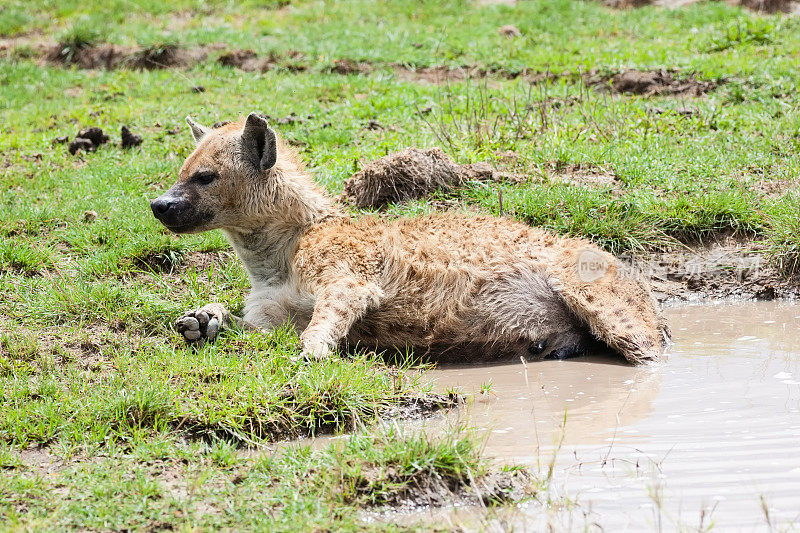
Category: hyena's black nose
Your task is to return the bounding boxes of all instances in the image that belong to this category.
[150,197,175,218]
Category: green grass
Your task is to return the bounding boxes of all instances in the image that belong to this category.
[1,0,799,529]
[0,428,513,531]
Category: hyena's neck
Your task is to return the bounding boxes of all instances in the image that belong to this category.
[224,166,342,287]
[223,225,301,287]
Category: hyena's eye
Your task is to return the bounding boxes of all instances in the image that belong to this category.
[192,171,218,185]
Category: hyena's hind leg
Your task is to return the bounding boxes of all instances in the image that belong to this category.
[474,269,593,361]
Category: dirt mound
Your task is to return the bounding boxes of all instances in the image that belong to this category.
[120,126,143,148]
[217,49,262,71]
[342,148,523,209]
[68,127,109,155]
[47,43,128,69]
[587,69,717,97]
[46,43,204,70]
[328,58,373,75]
[217,49,307,72]
[126,44,204,70]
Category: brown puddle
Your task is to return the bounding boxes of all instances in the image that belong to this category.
[375,301,800,529]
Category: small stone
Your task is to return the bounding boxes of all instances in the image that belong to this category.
[183,329,202,341]
[82,210,98,222]
[498,25,522,38]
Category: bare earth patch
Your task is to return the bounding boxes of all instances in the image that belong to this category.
[547,162,623,194]
[46,43,207,70]
[217,49,306,72]
[751,178,798,199]
[586,69,717,97]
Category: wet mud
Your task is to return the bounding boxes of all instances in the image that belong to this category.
[394,301,800,529]
[638,235,800,303]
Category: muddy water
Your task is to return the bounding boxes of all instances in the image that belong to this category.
[401,302,800,530]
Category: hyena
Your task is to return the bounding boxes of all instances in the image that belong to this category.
[150,113,667,364]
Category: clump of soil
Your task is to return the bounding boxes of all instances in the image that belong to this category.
[131,250,184,274]
[342,148,523,209]
[328,58,373,75]
[126,44,203,70]
[68,127,109,155]
[120,126,143,148]
[68,137,94,155]
[47,43,128,69]
[46,42,206,70]
[217,49,305,72]
[217,49,263,71]
[587,69,717,97]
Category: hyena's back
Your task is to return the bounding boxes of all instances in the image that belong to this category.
[296,214,665,364]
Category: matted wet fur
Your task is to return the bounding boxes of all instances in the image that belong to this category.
[150,113,667,365]
[342,147,519,209]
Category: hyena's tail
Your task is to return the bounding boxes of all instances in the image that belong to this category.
[550,248,668,365]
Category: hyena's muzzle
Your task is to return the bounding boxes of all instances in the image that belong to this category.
[150,185,212,234]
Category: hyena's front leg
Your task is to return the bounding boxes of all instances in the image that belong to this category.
[176,298,290,345]
[299,280,383,360]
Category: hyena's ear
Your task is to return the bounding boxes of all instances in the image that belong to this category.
[185,116,210,145]
[240,112,278,171]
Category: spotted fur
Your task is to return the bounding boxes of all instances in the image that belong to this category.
[153,113,667,364]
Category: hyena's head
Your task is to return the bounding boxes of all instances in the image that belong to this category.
[150,113,278,233]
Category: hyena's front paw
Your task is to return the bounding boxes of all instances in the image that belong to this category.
[175,303,229,344]
[298,336,333,362]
